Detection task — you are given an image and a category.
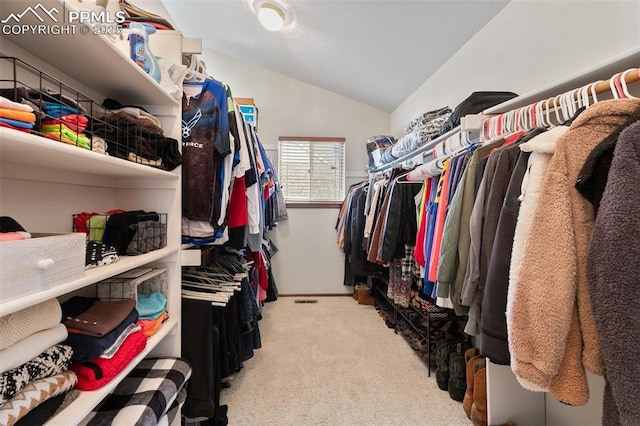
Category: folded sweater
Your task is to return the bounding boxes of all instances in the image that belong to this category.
[0,299,62,351]
[0,371,77,426]
[0,324,68,374]
[71,331,147,391]
[0,344,73,405]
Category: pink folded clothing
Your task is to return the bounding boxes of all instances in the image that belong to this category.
[0,232,31,242]
[71,330,147,391]
[42,115,88,133]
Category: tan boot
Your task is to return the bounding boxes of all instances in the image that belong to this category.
[470,366,487,426]
[463,353,483,419]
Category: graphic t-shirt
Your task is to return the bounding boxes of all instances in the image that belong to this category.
[182,79,230,222]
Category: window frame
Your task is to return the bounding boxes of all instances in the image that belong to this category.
[277,136,346,208]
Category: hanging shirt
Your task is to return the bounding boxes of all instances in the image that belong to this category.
[182,79,226,223]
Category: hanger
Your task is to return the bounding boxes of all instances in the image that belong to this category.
[183,54,210,84]
[396,169,423,184]
[590,80,602,104]
[619,69,637,99]
[609,72,622,99]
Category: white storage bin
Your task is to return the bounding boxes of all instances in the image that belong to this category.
[0,233,85,302]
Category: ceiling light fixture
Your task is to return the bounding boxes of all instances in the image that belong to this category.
[257,2,286,32]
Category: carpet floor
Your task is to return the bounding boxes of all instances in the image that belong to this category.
[220,296,472,425]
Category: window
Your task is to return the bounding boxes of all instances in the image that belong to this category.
[278,136,346,204]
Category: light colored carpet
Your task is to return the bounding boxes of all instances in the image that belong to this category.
[221,296,472,425]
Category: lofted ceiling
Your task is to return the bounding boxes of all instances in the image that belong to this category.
[162,0,510,112]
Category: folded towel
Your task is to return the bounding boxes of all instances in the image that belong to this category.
[43,101,78,118]
[0,299,61,351]
[0,324,67,374]
[0,121,30,133]
[0,96,33,112]
[0,118,33,129]
[42,114,88,133]
[71,331,147,391]
[0,109,35,123]
[0,371,77,426]
[0,344,73,405]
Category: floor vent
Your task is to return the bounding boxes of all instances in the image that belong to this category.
[294,299,318,304]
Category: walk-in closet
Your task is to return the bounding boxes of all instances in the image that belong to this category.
[0,0,638,425]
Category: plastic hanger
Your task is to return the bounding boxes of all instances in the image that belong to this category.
[609,72,622,99]
[552,95,563,125]
[395,169,422,184]
[543,98,554,127]
[590,80,602,105]
[619,69,637,99]
[579,84,591,109]
[536,102,544,127]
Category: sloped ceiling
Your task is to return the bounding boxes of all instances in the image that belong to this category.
[163,0,509,111]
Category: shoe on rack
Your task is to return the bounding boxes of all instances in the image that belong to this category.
[470,365,487,426]
[463,354,485,418]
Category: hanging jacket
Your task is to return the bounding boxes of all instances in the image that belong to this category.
[380,179,421,263]
[586,120,640,426]
[508,126,568,313]
[509,99,640,406]
[480,149,530,365]
[445,138,503,315]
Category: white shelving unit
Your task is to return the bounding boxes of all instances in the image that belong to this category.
[0,2,187,423]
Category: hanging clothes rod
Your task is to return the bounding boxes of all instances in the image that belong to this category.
[369,126,463,174]
[482,68,640,140]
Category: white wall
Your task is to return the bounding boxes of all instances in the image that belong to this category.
[200,47,390,294]
[391,0,640,135]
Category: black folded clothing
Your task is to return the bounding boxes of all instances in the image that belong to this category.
[439,91,519,135]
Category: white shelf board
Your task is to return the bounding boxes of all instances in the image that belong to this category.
[0,128,178,180]
[44,317,179,426]
[0,245,179,317]
[485,47,640,114]
[0,0,179,107]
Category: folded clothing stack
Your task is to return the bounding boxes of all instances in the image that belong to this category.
[119,0,176,30]
[41,101,90,149]
[384,107,453,163]
[0,96,36,133]
[74,209,166,270]
[61,297,147,391]
[91,98,182,171]
[0,299,79,425]
[137,292,168,337]
[366,135,396,170]
[404,106,453,136]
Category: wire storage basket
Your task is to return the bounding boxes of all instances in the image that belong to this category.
[96,267,168,303]
[0,56,180,170]
[73,212,167,257]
